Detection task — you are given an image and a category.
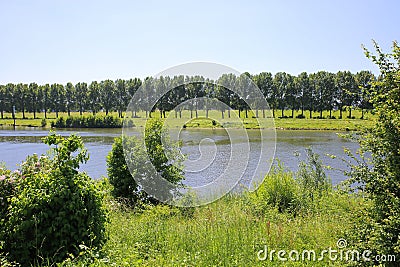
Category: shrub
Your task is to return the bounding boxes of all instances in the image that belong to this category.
[249,163,303,215]
[107,136,143,205]
[41,118,47,127]
[249,149,330,216]
[51,116,66,127]
[1,132,108,265]
[143,119,185,185]
[125,118,135,127]
[107,118,184,206]
[52,115,124,128]
[347,41,400,265]
[296,147,331,201]
[0,165,15,238]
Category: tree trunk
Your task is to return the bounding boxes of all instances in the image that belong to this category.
[163,110,166,118]
[320,109,322,118]
[262,109,265,118]
[195,109,198,118]
[190,110,193,118]
[68,108,71,117]
[206,109,209,118]
[1,110,3,119]
[45,110,47,119]
[361,109,364,119]
[238,109,241,118]
[309,109,312,119]
[255,109,259,118]
[80,107,83,116]
[245,109,248,118]
[339,108,342,119]
[272,108,275,118]
[179,111,182,118]
[160,110,163,118]
[281,108,284,118]
[221,110,224,119]
[33,109,36,119]
[228,109,231,118]
[291,109,294,118]
[329,109,332,118]
[349,108,352,118]
[175,110,177,118]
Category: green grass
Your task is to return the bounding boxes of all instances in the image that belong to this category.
[58,189,364,266]
[0,109,375,130]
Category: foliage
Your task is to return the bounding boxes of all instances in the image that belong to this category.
[250,163,303,214]
[249,149,331,216]
[0,254,19,267]
[107,118,184,206]
[345,41,400,266]
[296,147,331,201]
[0,132,108,265]
[0,166,15,239]
[41,118,47,127]
[107,135,143,205]
[51,115,131,128]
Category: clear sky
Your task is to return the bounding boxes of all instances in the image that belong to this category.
[0,0,398,84]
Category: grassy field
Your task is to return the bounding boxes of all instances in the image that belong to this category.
[59,185,364,266]
[0,109,375,131]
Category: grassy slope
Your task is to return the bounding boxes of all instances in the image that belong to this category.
[0,110,375,130]
[66,191,363,266]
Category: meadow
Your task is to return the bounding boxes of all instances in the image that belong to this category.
[0,109,375,131]
[56,172,364,267]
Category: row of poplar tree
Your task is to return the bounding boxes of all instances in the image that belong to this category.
[0,70,376,119]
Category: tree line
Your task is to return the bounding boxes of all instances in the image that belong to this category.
[0,70,376,120]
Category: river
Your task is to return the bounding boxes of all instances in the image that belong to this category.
[0,127,358,186]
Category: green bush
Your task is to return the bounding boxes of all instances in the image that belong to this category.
[347,41,400,265]
[107,136,143,205]
[0,165,15,238]
[249,149,331,216]
[41,118,47,127]
[1,132,108,266]
[249,163,303,214]
[107,118,184,206]
[52,115,125,128]
[297,147,331,201]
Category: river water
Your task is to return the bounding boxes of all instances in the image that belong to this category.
[0,127,358,186]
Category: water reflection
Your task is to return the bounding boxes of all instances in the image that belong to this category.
[0,127,358,186]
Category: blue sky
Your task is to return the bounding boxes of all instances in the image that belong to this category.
[0,0,398,84]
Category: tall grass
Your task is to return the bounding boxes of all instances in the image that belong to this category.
[54,170,365,267]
